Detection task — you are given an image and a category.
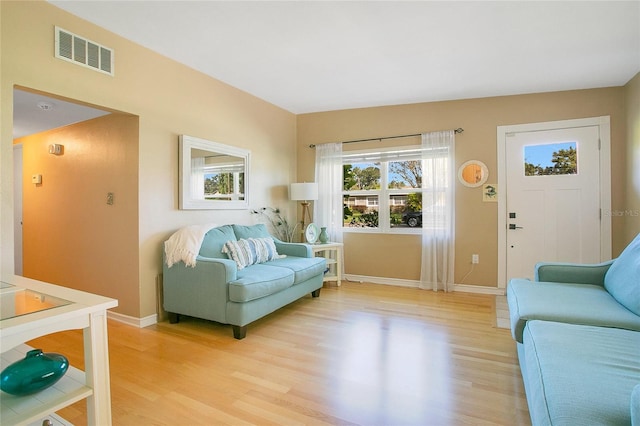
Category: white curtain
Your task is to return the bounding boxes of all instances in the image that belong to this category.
[420,130,455,291]
[191,157,205,200]
[314,143,343,244]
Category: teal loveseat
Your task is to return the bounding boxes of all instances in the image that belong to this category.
[507,233,640,425]
[163,224,326,339]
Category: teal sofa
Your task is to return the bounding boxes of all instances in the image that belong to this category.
[163,224,326,339]
[507,233,640,425]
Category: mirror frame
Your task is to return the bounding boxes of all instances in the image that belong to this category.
[458,160,489,188]
[179,134,250,210]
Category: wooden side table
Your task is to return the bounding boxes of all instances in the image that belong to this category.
[311,242,343,286]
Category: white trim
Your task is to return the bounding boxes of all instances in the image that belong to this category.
[345,274,504,295]
[496,116,612,288]
[107,311,157,328]
[345,274,418,287]
[453,284,505,295]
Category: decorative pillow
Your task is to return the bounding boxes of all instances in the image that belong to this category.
[232,224,271,240]
[222,237,279,269]
[604,232,640,316]
[198,225,236,259]
[251,237,279,263]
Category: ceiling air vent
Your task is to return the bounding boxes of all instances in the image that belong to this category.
[55,26,114,76]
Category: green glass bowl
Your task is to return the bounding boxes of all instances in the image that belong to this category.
[1,349,69,395]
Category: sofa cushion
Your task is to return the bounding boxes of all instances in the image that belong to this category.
[199,225,236,259]
[507,279,640,343]
[605,233,640,316]
[522,321,640,426]
[222,238,280,269]
[265,256,326,284]
[232,224,272,240]
[228,264,294,302]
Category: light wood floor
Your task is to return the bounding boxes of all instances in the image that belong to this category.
[29,282,530,426]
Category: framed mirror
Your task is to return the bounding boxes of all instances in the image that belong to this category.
[179,134,250,210]
[458,160,488,188]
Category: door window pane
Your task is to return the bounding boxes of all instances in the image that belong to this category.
[524,142,577,176]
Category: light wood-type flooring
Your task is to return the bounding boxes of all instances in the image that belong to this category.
[28,282,530,425]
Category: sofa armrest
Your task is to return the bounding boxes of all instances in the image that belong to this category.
[274,240,312,258]
[632,384,640,426]
[162,255,238,323]
[535,260,614,285]
[194,256,238,280]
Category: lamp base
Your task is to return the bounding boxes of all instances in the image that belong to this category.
[299,201,313,242]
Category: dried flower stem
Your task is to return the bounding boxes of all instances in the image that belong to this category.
[251,207,299,242]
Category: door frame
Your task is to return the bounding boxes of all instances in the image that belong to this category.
[13,144,23,276]
[496,116,612,288]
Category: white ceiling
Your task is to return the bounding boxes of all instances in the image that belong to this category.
[46,1,640,114]
[13,89,110,139]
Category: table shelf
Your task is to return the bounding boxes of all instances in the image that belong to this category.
[1,344,92,425]
[311,242,343,286]
[1,277,118,426]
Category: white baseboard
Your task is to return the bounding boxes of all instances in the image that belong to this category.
[453,284,506,295]
[344,274,505,295]
[344,274,419,288]
[107,310,157,328]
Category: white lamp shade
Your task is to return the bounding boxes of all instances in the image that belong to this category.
[290,182,318,201]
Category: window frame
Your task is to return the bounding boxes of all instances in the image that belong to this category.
[342,146,426,235]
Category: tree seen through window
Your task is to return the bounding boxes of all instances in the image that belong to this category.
[525,143,577,176]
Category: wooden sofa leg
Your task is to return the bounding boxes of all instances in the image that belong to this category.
[312,288,321,298]
[232,325,247,339]
[168,312,180,324]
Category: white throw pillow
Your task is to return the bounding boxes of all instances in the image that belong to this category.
[222,238,279,269]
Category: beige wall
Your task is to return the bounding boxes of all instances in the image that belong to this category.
[297,88,628,287]
[16,113,140,315]
[624,72,640,244]
[1,1,297,318]
[1,1,635,317]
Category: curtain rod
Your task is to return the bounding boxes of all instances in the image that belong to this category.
[308,128,463,148]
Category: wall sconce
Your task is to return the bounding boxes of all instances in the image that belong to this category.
[48,144,64,155]
[290,182,318,232]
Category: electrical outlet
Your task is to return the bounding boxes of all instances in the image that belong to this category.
[472,254,479,264]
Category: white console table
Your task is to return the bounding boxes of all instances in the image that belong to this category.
[0,276,118,425]
[311,242,343,286]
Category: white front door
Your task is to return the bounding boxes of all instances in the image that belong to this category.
[497,117,611,286]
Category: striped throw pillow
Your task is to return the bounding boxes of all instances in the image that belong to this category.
[222,238,279,269]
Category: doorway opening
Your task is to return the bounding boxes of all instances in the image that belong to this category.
[12,86,139,304]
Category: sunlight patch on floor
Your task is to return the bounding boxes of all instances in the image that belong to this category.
[496,295,510,329]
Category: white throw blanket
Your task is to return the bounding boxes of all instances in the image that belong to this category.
[164,223,219,268]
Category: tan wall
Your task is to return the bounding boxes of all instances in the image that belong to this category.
[297,88,627,287]
[624,72,640,244]
[1,1,634,312]
[1,1,297,318]
[16,114,140,315]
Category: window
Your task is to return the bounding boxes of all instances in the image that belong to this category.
[342,146,444,232]
[524,142,577,176]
